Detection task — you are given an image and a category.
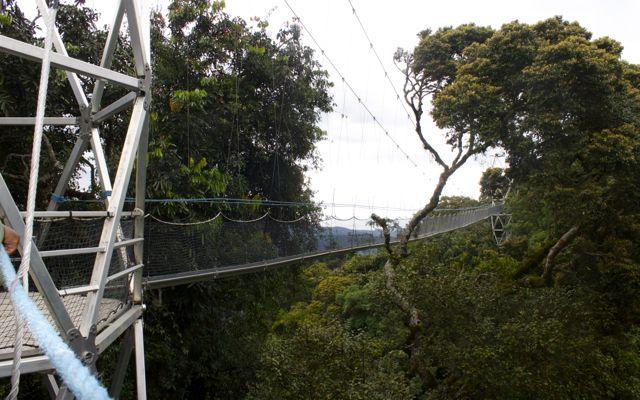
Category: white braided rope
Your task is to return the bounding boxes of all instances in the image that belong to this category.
[8,6,57,398]
[221,212,270,223]
[147,212,223,226]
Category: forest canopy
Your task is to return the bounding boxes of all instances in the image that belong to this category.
[250,16,640,400]
[0,1,639,399]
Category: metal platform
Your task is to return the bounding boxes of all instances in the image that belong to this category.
[0,304,144,378]
[0,293,126,355]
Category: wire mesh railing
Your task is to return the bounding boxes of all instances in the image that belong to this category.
[0,217,136,352]
[142,203,504,285]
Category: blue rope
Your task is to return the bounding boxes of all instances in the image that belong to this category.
[50,194,65,203]
[0,247,111,400]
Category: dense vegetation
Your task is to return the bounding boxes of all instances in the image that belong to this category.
[1,1,639,399]
[0,0,329,397]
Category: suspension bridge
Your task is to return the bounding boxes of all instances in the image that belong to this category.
[0,1,509,399]
[34,200,505,290]
[145,206,506,288]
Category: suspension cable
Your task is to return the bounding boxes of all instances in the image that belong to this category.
[345,0,416,128]
[282,0,422,170]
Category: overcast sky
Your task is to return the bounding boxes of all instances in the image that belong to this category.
[222,0,640,220]
[18,0,640,220]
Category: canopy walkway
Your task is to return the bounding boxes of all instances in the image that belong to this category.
[0,1,509,398]
[142,203,505,289]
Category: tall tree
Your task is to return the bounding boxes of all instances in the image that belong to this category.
[431,17,640,286]
[370,24,497,388]
[149,0,331,217]
[373,17,640,392]
[140,1,334,398]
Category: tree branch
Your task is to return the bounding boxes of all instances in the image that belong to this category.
[452,135,464,166]
[541,225,580,284]
[397,54,448,170]
[406,84,448,169]
[42,133,62,171]
[399,168,452,254]
[2,172,25,181]
[383,258,437,388]
[371,213,393,256]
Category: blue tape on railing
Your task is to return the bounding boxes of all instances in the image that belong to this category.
[50,194,65,203]
[100,191,112,199]
[0,247,111,400]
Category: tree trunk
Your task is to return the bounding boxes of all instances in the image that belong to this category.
[513,239,555,279]
[541,225,580,284]
[383,259,437,388]
[398,170,451,255]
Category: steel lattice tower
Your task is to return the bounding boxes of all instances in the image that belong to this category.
[0,1,151,398]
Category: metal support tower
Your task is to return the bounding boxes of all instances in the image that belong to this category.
[491,214,512,246]
[0,1,151,398]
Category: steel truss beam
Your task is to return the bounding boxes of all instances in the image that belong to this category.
[109,328,134,399]
[92,0,126,112]
[0,117,77,125]
[0,0,150,398]
[0,35,140,91]
[92,92,138,123]
[35,0,89,108]
[491,213,512,245]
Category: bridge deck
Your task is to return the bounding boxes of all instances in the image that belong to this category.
[0,293,127,359]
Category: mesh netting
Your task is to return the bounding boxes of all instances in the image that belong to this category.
[0,216,137,354]
[413,205,503,238]
[0,293,124,351]
[30,217,135,289]
[143,204,503,278]
[143,215,316,277]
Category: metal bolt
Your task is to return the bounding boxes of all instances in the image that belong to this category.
[81,351,95,365]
